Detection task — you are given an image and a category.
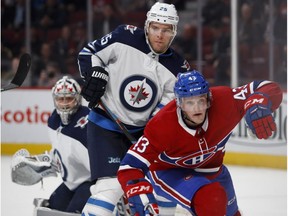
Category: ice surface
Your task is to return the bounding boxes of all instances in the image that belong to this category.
[1,156,287,216]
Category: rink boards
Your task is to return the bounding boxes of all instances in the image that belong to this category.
[1,89,287,169]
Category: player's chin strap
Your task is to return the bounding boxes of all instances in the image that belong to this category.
[183,113,197,125]
[11,148,58,186]
[182,111,201,128]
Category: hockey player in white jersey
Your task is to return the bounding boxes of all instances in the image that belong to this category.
[11,76,94,215]
[78,2,190,215]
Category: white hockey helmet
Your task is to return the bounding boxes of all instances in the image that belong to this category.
[146,2,179,29]
[145,2,179,54]
[52,76,82,125]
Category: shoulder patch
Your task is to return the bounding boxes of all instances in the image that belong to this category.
[125,25,138,34]
[74,115,88,129]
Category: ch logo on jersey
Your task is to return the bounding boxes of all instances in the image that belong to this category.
[74,115,88,128]
[159,146,217,168]
[120,75,157,112]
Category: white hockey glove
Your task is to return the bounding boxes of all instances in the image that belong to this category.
[11,149,58,185]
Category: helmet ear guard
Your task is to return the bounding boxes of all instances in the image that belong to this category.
[51,76,82,125]
[174,70,211,108]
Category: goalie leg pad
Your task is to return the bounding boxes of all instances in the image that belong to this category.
[34,198,50,208]
[34,207,81,216]
[82,177,123,216]
[192,182,227,216]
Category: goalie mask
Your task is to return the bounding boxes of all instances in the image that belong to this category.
[52,76,82,125]
[145,2,179,54]
[174,70,211,112]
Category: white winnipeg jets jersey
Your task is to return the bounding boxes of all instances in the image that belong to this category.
[47,106,90,190]
[78,24,190,127]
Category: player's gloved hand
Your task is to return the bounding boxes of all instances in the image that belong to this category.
[11,149,58,185]
[81,66,109,108]
[244,93,276,139]
[125,178,159,216]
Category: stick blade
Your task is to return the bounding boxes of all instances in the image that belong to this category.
[1,53,31,92]
[0,83,19,92]
[11,53,31,86]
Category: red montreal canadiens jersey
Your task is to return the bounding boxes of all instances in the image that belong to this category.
[118,81,283,186]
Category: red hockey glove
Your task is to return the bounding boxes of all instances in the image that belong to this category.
[81,66,109,108]
[244,93,276,139]
[125,178,159,216]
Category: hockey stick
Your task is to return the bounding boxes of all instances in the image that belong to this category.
[90,55,133,215]
[99,100,137,143]
[1,53,31,92]
[91,54,137,143]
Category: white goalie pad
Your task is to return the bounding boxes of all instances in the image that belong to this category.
[11,149,58,185]
[34,207,81,216]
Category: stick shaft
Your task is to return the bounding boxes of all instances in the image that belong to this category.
[99,100,137,143]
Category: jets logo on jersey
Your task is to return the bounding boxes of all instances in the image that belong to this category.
[125,25,137,34]
[129,78,149,105]
[74,115,88,128]
[52,149,68,181]
[120,75,157,112]
[53,155,62,173]
[181,59,190,70]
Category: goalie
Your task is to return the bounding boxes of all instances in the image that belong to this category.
[11,76,94,215]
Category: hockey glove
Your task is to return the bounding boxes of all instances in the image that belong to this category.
[125,178,159,216]
[11,149,58,185]
[81,66,109,108]
[244,93,276,139]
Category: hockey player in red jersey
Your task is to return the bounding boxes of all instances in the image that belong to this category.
[117,70,283,216]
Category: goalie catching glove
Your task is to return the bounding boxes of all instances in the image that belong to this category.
[11,149,58,185]
[244,93,276,139]
[81,66,109,108]
[125,178,159,216]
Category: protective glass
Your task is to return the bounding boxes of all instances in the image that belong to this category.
[179,94,209,112]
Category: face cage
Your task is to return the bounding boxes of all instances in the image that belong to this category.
[54,95,80,125]
[144,20,177,55]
